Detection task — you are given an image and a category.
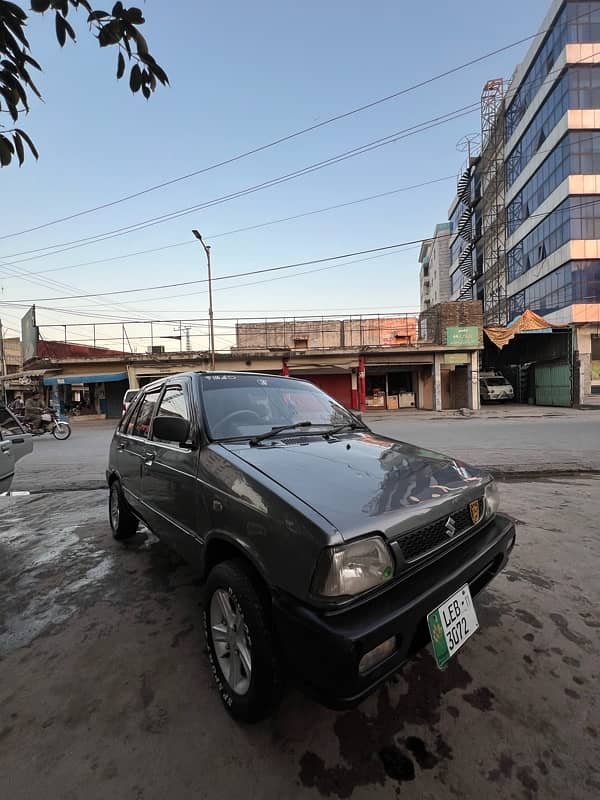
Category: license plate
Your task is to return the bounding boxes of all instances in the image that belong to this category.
[427,584,479,668]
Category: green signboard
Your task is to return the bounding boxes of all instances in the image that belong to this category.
[446,326,479,347]
[444,352,469,365]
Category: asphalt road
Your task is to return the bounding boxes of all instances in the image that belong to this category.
[11,411,600,494]
[1,478,598,799]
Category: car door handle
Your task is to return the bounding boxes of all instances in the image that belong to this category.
[144,451,156,465]
[118,441,127,450]
[12,438,25,444]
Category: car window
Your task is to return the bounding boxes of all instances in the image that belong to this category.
[485,378,509,386]
[125,390,139,403]
[153,386,191,443]
[131,390,162,439]
[200,374,352,440]
[120,393,142,433]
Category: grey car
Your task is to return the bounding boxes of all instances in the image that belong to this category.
[107,371,516,722]
[0,405,34,494]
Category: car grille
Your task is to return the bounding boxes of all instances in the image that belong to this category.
[396,500,484,563]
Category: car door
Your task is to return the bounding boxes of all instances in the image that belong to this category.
[115,387,163,518]
[0,431,15,494]
[140,380,203,561]
[0,406,34,463]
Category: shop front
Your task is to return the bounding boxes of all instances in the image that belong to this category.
[364,365,418,410]
[43,372,129,419]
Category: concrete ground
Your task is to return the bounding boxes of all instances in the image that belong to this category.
[1,478,599,799]
[10,409,600,494]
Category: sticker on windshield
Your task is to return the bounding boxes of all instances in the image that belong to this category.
[257,379,268,386]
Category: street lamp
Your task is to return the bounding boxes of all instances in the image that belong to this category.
[192,229,216,370]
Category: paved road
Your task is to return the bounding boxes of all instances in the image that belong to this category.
[1,479,599,799]
[12,411,600,493]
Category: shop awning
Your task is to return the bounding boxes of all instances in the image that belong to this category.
[43,372,128,386]
[484,309,567,350]
[0,369,57,383]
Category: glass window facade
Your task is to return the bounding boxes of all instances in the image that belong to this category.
[506,1,600,139]
[507,131,600,235]
[508,259,600,317]
[507,195,600,282]
[505,4,567,139]
[506,73,569,188]
[506,66,600,188]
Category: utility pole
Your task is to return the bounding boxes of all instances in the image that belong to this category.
[0,319,7,405]
[192,229,216,370]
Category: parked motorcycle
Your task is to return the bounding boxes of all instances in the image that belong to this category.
[18,409,72,440]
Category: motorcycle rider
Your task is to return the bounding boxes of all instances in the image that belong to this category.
[24,391,45,432]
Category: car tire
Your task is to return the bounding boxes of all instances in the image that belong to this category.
[109,480,138,540]
[204,559,283,723]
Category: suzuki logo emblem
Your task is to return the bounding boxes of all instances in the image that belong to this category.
[445,516,457,538]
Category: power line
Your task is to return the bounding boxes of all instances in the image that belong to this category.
[0,32,540,242]
[0,176,454,280]
[0,242,422,304]
[0,104,479,263]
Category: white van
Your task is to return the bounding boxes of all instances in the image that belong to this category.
[480,372,514,402]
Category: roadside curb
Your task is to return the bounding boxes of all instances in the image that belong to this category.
[480,465,600,480]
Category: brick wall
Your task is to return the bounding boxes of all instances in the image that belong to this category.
[419,301,484,346]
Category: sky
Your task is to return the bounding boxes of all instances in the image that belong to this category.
[0,0,551,351]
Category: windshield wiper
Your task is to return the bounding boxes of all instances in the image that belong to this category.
[322,422,365,437]
[249,420,314,446]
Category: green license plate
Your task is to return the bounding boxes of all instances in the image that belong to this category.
[427,584,479,668]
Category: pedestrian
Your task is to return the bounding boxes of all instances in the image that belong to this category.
[24,391,45,432]
[9,394,25,415]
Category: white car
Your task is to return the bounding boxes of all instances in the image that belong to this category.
[122,389,139,415]
[480,373,515,402]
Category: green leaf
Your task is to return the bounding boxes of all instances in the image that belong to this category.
[30,0,52,12]
[129,62,141,92]
[87,10,110,22]
[98,19,123,47]
[0,135,14,167]
[55,12,67,47]
[13,131,24,166]
[116,50,125,79]
[14,128,39,160]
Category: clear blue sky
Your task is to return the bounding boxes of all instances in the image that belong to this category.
[0,0,550,349]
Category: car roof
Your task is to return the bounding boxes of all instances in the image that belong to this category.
[138,370,306,393]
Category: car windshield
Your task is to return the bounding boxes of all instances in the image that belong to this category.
[485,378,509,386]
[200,374,355,440]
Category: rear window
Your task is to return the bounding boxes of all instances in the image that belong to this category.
[124,390,139,402]
[485,378,510,386]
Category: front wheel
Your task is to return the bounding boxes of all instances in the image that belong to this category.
[52,422,72,440]
[204,559,283,723]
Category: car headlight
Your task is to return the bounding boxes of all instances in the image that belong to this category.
[312,536,395,598]
[484,480,500,518]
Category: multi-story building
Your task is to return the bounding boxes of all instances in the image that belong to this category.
[503,0,600,399]
[419,223,452,311]
[444,0,600,402]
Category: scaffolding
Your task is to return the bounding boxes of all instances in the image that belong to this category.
[479,78,509,326]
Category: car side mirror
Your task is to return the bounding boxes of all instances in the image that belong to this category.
[152,416,191,446]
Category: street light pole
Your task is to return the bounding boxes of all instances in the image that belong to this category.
[192,229,216,370]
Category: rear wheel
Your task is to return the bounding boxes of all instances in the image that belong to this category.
[109,480,138,540]
[204,559,282,722]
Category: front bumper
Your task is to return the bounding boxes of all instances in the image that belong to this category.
[272,513,516,710]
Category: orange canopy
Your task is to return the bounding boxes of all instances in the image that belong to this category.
[484,309,565,350]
